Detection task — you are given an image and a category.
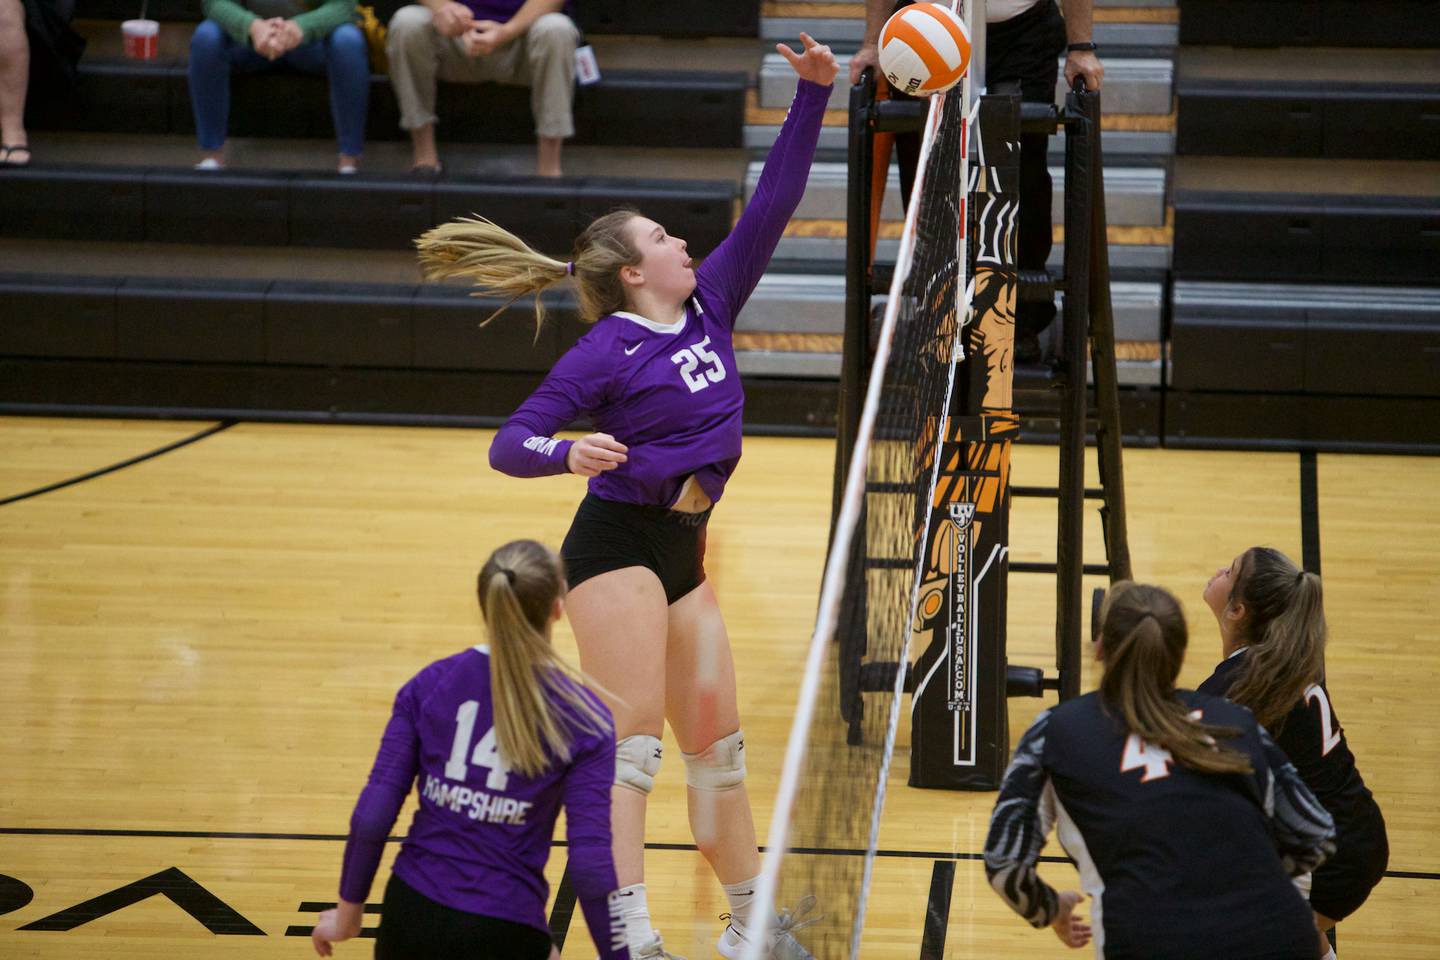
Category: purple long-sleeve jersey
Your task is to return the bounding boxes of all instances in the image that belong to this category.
[338,646,628,959]
[489,80,831,507]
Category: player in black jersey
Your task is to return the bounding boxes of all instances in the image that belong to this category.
[1200,547,1389,959]
[985,582,1336,959]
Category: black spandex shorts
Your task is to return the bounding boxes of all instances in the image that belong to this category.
[1310,800,1390,922]
[375,873,552,960]
[561,493,711,605]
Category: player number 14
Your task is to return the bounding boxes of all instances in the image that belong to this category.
[445,699,511,790]
[671,336,727,393]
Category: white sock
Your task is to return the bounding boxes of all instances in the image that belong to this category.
[616,883,654,951]
[722,876,761,938]
[1321,948,1336,960]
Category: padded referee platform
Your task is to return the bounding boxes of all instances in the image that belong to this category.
[0,165,736,254]
[70,0,761,36]
[29,60,748,149]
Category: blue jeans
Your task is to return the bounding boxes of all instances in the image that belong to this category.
[188,19,370,156]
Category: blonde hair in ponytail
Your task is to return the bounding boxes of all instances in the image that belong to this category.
[478,540,613,780]
[1099,582,1253,776]
[414,209,645,331]
[1224,547,1326,732]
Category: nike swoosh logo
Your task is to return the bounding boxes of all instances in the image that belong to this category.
[624,342,642,356]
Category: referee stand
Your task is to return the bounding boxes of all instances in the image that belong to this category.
[836,69,1132,789]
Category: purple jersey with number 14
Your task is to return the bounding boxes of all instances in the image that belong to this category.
[488,80,832,507]
[338,646,628,959]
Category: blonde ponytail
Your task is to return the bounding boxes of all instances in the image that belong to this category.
[1099,582,1253,776]
[414,208,646,331]
[1225,548,1327,732]
[478,540,613,780]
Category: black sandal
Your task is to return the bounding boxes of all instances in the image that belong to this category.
[0,145,32,166]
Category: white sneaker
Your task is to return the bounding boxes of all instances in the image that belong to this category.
[715,898,819,960]
[193,158,223,171]
[632,928,687,960]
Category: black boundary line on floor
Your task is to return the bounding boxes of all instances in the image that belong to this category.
[0,420,238,507]
[2,827,1435,881]
[547,863,578,949]
[917,860,955,960]
[1300,449,1321,576]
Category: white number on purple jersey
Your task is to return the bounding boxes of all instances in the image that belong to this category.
[671,336,727,393]
[445,699,512,790]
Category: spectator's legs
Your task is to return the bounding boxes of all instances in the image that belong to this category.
[188,19,241,165]
[519,12,576,177]
[0,0,29,161]
[286,24,370,170]
[386,4,453,170]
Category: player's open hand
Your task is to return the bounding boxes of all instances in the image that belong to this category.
[777,32,839,88]
[567,433,628,477]
[1050,890,1093,949]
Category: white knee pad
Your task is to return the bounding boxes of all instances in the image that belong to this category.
[682,730,747,791]
[615,734,663,795]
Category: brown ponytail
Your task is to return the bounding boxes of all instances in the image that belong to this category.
[414,209,644,330]
[1099,582,1253,775]
[1224,547,1326,732]
[477,540,612,779]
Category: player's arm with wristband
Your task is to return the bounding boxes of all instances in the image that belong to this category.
[490,340,628,479]
[694,34,835,325]
[1259,725,1337,877]
[983,710,1091,948]
[313,678,425,956]
[562,727,631,959]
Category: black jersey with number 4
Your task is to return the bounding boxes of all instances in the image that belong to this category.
[1198,650,1375,827]
[985,691,1335,960]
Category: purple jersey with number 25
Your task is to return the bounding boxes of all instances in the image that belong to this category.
[489,80,831,507]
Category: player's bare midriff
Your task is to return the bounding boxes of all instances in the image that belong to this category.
[670,475,713,513]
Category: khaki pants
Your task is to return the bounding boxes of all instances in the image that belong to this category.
[385,6,578,139]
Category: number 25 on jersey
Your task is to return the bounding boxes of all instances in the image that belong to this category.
[671,336,727,393]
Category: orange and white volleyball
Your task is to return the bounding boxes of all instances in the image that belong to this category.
[878,2,971,96]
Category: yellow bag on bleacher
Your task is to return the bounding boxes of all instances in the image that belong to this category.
[355,5,387,73]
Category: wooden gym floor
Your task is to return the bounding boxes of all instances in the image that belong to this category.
[1,417,1436,958]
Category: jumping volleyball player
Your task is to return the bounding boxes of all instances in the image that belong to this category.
[1200,548,1389,959]
[412,33,838,960]
[985,582,1337,959]
[312,540,629,959]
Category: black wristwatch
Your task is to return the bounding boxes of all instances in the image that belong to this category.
[1067,41,1098,52]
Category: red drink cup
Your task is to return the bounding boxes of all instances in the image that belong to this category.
[122,19,159,60]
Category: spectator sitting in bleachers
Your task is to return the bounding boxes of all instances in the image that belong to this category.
[385,0,576,177]
[188,0,369,173]
[1,0,85,167]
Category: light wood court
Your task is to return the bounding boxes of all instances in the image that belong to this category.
[1,417,1436,958]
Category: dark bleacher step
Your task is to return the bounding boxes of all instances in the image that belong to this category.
[1176,78,1440,162]
[0,271,836,431]
[1172,190,1440,285]
[28,59,747,149]
[70,0,761,37]
[0,164,736,254]
[1178,0,1440,49]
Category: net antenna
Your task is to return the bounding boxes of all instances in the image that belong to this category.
[744,2,976,955]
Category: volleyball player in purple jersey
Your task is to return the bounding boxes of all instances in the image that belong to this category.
[412,33,838,960]
[1200,548,1388,960]
[312,540,629,959]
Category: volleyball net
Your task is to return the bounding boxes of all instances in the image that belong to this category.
[743,32,977,960]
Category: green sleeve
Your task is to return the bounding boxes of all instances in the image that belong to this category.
[292,0,359,44]
[202,0,259,46]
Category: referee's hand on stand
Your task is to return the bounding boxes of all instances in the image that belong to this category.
[567,433,628,476]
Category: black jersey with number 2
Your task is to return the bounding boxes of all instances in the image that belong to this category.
[985,691,1335,960]
[1199,650,1388,921]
